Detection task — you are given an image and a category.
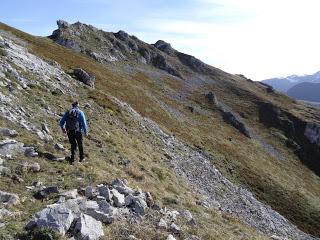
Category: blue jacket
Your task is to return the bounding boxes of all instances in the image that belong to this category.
[59,107,88,134]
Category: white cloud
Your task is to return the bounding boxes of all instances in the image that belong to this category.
[135,0,320,80]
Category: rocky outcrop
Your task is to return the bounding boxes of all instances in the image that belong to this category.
[49,20,183,78]
[259,102,320,176]
[26,179,155,238]
[153,40,176,55]
[73,68,95,87]
[205,93,252,138]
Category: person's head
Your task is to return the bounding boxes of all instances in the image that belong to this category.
[72,101,79,108]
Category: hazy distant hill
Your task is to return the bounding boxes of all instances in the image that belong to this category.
[287,82,320,102]
[262,71,320,93]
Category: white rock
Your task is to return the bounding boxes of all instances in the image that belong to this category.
[111,189,125,207]
[73,213,104,240]
[170,223,181,234]
[167,235,176,240]
[55,143,65,151]
[158,218,168,229]
[59,189,78,199]
[0,191,19,205]
[26,203,74,235]
[0,128,18,137]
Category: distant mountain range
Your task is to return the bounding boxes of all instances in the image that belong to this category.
[262,71,320,102]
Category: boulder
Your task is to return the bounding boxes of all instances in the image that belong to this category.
[0,139,25,157]
[85,186,95,199]
[167,235,177,240]
[97,185,112,201]
[111,179,134,195]
[73,68,95,87]
[169,222,181,234]
[0,128,18,137]
[0,191,19,205]
[57,20,70,29]
[111,189,125,207]
[153,40,175,55]
[73,213,104,240]
[158,218,168,229]
[59,189,78,199]
[24,147,38,157]
[26,203,74,235]
[206,92,219,106]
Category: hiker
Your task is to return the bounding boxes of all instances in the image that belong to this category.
[59,101,88,163]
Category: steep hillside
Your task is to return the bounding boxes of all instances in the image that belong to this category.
[287,82,320,102]
[0,20,320,240]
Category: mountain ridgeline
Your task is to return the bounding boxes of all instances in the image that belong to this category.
[0,19,320,239]
[262,71,320,102]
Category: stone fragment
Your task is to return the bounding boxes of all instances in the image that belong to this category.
[55,143,65,151]
[73,213,104,240]
[73,68,95,87]
[111,189,125,207]
[158,218,168,230]
[0,191,19,205]
[169,222,181,234]
[29,162,41,172]
[85,186,95,199]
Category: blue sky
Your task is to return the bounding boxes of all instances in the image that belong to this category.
[2,0,320,80]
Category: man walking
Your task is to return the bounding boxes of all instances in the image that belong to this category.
[60,101,88,163]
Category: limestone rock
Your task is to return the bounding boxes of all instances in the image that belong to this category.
[169,222,181,234]
[167,235,176,240]
[26,203,74,235]
[55,143,65,151]
[111,179,134,195]
[73,213,104,240]
[158,218,168,230]
[111,189,125,207]
[0,191,19,205]
[59,189,78,199]
[0,128,18,137]
[73,68,95,87]
[97,185,112,201]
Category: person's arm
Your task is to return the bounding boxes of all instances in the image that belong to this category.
[59,112,68,133]
[79,111,88,134]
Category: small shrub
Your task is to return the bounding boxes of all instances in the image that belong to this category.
[18,227,61,240]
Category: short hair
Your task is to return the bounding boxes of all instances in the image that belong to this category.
[72,101,79,107]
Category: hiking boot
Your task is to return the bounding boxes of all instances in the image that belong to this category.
[79,158,85,163]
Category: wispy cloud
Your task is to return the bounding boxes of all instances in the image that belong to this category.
[131,0,320,80]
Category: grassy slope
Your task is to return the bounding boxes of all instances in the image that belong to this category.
[0,22,319,237]
[0,24,269,240]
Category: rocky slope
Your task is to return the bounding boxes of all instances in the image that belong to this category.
[0,20,319,240]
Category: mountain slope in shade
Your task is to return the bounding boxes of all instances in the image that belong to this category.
[287,82,320,102]
[262,71,320,93]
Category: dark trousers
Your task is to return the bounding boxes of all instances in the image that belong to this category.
[67,130,84,161]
